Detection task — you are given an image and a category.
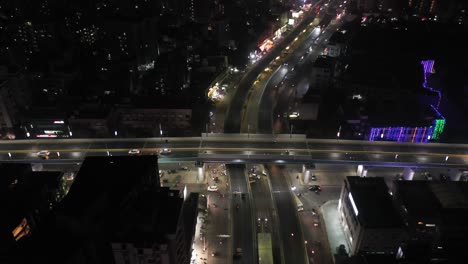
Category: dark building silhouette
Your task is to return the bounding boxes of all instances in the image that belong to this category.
[15,156,197,264]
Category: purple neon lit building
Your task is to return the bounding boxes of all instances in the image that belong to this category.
[367,60,445,143]
[368,126,434,143]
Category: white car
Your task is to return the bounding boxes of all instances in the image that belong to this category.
[128,149,141,155]
[207,185,218,192]
[159,148,172,155]
[37,150,50,157]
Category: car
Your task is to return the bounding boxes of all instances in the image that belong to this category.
[128,149,141,155]
[37,150,50,158]
[180,166,189,170]
[311,175,317,181]
[308,185,321,192]
[250,173,260,179]
[159,148,172,155]
[207,185,218,192]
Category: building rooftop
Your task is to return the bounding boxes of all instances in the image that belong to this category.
[0,164,61,229]
[396,181,468,225]
[367,98,436,127]
[0,164,62,259]
[346,176,403,228]
[113,187,183,247]
[58,155,159,217]
[313,55,333,68]
[328,31,346,44]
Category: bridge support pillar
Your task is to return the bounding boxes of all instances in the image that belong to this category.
[357,165,368,177]
[196,161,205,183]
[448,169,461,181]
[403,167,415,180]
[302,163,316,184]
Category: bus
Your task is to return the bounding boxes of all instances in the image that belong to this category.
[293,194,304,212]
[258,233,273,264]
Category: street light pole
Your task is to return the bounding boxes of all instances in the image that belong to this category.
[290,124,294,138]
[206,123,209,137]
[248,124,250,138]
[337,125,341,139]
[159,123,163,142]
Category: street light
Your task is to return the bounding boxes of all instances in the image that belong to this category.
[337,125,341,138]
[159,123,163,141]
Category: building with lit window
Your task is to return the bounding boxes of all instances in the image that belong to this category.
[22,112,71,139]
[394,180,468,262]
[18,156,198,264]
[338,177,406,256]
[311,56,334,90]
[111,108,192,137]
[409,0,439,15]
[326,31,347,58]
[0,164,62,262]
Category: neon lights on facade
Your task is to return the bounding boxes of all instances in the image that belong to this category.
[368,127,435,143]
[431,119,445,140]
[421,60,441,109]
[368,60,446,143]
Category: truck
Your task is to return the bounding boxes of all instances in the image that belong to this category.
[293,194,304,212]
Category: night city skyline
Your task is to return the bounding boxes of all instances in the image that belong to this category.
[1,1,468,264]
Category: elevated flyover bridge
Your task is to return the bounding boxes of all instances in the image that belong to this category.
[0,134,466,168]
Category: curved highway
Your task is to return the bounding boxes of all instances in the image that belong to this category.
[224,2,323,133]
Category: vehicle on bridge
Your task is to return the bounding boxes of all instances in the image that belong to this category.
[128,149,141,155]
[159,148,171,155]
[37,150,50,159]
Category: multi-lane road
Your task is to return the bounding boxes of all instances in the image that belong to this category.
[228,164,255,263]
